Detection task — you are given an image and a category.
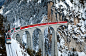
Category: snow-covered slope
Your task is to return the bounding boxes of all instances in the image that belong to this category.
[6,38,29,56]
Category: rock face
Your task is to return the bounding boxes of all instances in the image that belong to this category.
[47,1,53,22]
[0,14,7,56]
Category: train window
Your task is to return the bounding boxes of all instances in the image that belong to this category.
[15,27,20,30]
[7,39,11,41]
[11,29,14,33]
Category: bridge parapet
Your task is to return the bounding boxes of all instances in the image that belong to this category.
[10,21,67,56]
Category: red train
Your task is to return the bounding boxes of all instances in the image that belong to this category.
[6,21,67,44]
[8,21,67,34]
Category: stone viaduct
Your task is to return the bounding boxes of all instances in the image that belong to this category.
[11,21,67,56]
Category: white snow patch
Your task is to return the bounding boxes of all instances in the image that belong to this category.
[38,0,41,3]
[0,54,2,55]
[4,10,11,15]
[23,32,27,44]
[59,1,67,9]
[77,52,86,56]
[0,8,3,14]
[6,38,30,56]
[68,25,72,30]
[65,0,73,7]
[60,38,65,47]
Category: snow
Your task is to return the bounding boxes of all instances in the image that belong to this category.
[0,54,2,55]
[65,0,73,7]
[79,8,83,14]
[41,15,47,23]
[0,7,3,14]
[37,0,41,3]
[63,9,67,16]
[44,27,48,42]
[74,27,78,32]
[22,32,27,44]
[55,4,59,8]
[6,38,30,56]
[57,39,86,56]
[70,17,74,21]
[59,1,67,9]
[85,20,86,25]
[80,26,85,33]
[60,38,65,47]
[56,1,68,9]
[75,6,78,12]
[77,52,86,56]
[0,34,2,37]
[4,10,11,15]
[68,25,72,30]
[77,23,82,26]
[27,0,30,3]
[58,50,62,56]
[13,19,21,28]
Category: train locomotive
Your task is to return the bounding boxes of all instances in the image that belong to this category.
[6,33,11,44]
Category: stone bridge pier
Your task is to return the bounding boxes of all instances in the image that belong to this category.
[12,23,67,56]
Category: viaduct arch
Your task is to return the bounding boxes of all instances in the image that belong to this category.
[12,22,67,56]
